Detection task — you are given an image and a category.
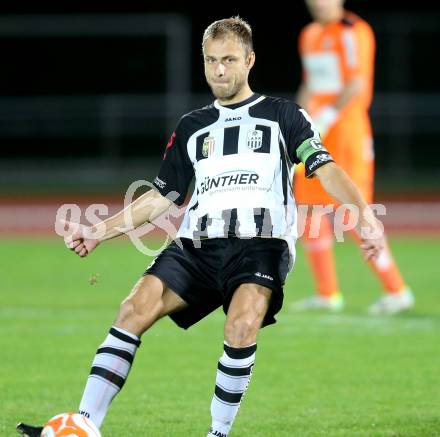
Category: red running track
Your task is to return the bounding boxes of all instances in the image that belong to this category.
[0,196,439,237]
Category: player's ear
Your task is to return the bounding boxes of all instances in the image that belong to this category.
[246,51,256,69]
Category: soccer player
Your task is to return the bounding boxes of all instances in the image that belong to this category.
[292,0,414,314]
[17,16,384,437]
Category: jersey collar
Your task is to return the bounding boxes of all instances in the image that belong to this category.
[214,93,264,111]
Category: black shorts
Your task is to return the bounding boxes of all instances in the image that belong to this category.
[144,237,291,329]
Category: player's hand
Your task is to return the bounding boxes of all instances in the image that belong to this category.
[60,219,100,258]
[312,106,339,138]
[359,218,385,261]
[360,236,384,261]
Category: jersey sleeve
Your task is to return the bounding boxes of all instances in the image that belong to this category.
[282,102,334,177]
[153,118,194,206]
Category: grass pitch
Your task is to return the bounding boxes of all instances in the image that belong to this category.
[1,236,439,436]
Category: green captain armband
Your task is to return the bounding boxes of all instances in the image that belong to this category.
[296,137,334,177]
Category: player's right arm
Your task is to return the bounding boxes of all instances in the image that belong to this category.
[65,189,172,258]
[66,116,194,258]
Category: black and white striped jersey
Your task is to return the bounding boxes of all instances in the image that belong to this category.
[153,93,333,254]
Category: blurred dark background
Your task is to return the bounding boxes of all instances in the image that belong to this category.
[1,2,439,195]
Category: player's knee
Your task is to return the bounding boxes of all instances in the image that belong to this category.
[224,316,260,348]
[116,288,164,333]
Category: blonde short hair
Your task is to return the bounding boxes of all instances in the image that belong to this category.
[202,16,253,55]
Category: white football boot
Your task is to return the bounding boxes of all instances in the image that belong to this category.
[368,287,415,315]
[291,292,344,312]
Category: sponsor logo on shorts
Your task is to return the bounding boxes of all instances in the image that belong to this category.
[255,272,273,281]
[154,177,166,189]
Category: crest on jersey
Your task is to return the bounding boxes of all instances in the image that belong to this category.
[247,130,263,150]
[202,136,215,157]
[322,36,334,50]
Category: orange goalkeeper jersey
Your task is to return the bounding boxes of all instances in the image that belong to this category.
[295,10,375,205]
[299,10,375,118]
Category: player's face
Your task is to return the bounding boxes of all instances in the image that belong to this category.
[305,0,344,22]
[203,35,254,101]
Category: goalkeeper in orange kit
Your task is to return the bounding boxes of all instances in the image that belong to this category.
[293,0,414,314]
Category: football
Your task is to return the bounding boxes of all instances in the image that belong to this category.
[41,413,101,437]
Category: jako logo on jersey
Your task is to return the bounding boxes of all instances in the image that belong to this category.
[247,130,263,150]
[200,171,259,194]
[254,272,273,281]
[225,116,242,122]
[202,136,215,157]
[154,177,167,189]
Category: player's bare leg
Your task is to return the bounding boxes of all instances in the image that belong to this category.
[17,274,188,436]
[114,274,188,335]
[208,284,272,437]
[77,274,187,429]
[224,283,272,346]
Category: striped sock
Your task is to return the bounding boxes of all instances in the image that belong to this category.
[78,326,141,428]
[209,342,257,437]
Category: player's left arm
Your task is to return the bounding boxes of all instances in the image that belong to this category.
[314,161,384,260]
[285,104,383,260]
